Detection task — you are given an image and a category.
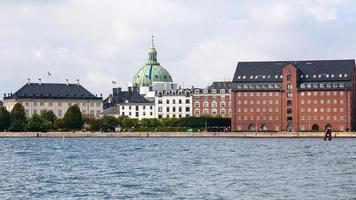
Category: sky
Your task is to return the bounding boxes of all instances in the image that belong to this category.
[1,0,356,98]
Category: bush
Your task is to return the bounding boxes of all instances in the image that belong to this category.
[63,104,83,130]
[84,118,102,132]
[101,116,119,131]
[9,103,27,131]
[54,119,65,130]
[40,110,57,125]
[122,118,139,128]
[0,107,10,131]
[26,114,51,132]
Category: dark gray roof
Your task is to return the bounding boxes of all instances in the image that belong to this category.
[101,106,120,115]
[4,83,101,100]
[113,91,151,104]
[233,60,355,83]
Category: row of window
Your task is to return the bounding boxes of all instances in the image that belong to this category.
[237,116,279,121]
[236,83,281,90]
[23,101,101,107]
[237,100,279,105]
[121,105,153,110]
[237,108,280,113]
[194,109,231,115]
[300,116,345,121]
[235,73,348,80]
[237,92,279,97]
[194,102,231,108]
[301,91,344,96]
[122,111,154,117]
[193,96,230,101]
[301,99,344,104]
[300,107,345,113]
[157,107,190,113]
[26,109,101,117]
[193,89,232,94]
[157,99,190,104]
[300,82,345,89]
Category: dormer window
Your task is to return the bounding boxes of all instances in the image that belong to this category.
[318,75,321,78]
[262,75,266,79]
[344,74,348,77]
[237,76,241,79]
[339,74,342,77]
[250,76,253,79]
[313,75,316,78]
[275,75,278,79]
[242,76,246,79]
[305,75,309,78]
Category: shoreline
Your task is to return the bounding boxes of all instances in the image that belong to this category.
[0,132,356,138]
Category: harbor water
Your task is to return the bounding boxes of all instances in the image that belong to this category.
[0,138,355,199]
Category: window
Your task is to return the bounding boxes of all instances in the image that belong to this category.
[158,99,162,104]
[287,84,292,90]
[287,75,292,80]
[287,108,292,114]
[287,92,292,98]
[185,99,190,104]
[287,100,292,106]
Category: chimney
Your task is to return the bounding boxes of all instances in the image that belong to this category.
[27,78,31,85]
[38,78,42,85]
[65,79,69,86]
[76,79,80,86]
[128,86,132,92]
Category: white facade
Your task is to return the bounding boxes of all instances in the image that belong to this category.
[118,103,155,120]
[155,89,192,118]
[4,99,103,118]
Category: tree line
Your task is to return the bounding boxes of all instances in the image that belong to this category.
[0,103,231,132]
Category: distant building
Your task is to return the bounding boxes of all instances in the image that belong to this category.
[103,87,155,120]
[231,60,356,132]
[155,89,192,119]
[192,87,232,117]
[3,80,103,118]
[132,37,177,95]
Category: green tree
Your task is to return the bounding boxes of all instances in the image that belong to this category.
[84,118,102,132]
[101,116,119,131]
[26,114,51,132]
[122,118,139,128]
[63,104,83,130]
[9,103,27,131]
[40,110,57,124]
[0,107,10,131]
[54,118,65,130]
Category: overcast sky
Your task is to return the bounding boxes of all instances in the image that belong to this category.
[1,0,356,98]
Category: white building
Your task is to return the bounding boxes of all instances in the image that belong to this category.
[102,87,155,120]
[3,80,103,118]
[155,89,192,119]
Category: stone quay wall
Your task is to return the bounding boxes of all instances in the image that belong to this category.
[0,132,356,138]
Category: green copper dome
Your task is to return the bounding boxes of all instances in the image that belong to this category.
[133,39,173,87]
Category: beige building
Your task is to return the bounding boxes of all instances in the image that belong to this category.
[3,81,103,118]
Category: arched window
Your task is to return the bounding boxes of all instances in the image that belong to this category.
[185,99,190,104]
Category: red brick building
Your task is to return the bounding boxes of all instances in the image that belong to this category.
[192,84,232,117]
[231,60,356,132]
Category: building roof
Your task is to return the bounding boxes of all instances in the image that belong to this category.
[132,39,173,87]
[4,83,102,100]
[101,106,120,115]
[232,60,355,83]
[113,90,152,104]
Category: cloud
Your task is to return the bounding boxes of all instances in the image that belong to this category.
[0,0,356,98]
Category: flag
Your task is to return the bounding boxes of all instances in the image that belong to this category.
[112,80,117,84]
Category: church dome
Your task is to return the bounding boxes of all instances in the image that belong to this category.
[133,38,173,87]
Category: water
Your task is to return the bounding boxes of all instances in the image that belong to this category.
[0,138,355,200]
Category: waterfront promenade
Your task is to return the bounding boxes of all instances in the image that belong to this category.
[1,131,356,138]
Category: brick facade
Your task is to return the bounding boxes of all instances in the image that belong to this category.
[231,60,356,132]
